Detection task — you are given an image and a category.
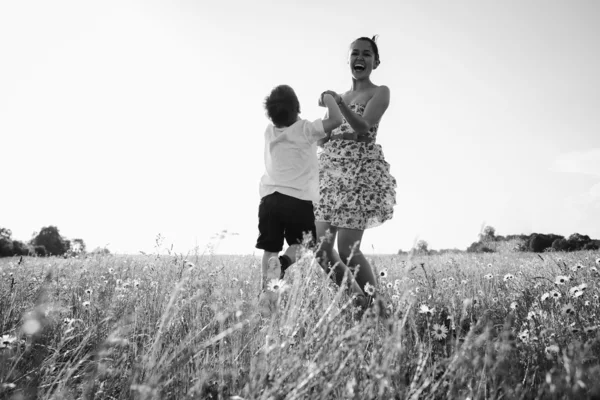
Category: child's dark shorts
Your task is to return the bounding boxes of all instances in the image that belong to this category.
[256,191,317,252]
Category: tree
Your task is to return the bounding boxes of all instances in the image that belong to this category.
[567,233,591,251]
[31,226,70,256]
[529,234,563,253]
[414,240,429,254]
[0,238,14,257]
[12,240,31,256]
[552,238,569,252]
[0,227,12,241]
[479,225,496,242]
[71,239,86,254]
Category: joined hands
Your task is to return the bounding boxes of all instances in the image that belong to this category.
[318,90,343,107]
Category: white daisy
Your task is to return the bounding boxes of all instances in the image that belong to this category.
[541,293,550,301]
[419,304,434,316]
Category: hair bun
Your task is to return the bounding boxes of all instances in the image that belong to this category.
[371,34,379,43]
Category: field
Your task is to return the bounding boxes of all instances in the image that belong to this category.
[1,248,600,399]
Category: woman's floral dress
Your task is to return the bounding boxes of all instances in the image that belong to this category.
[315,103,397,229]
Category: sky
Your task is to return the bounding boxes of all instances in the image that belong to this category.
[1,0,599,255]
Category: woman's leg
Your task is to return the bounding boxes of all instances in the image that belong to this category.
[315,221,365,296]
[337,228,377,294]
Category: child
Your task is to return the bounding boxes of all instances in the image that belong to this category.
[256,84,344,312]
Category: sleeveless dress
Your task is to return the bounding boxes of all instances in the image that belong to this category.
[315,103,397,229]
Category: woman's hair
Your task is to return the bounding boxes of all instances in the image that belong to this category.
[263,85,301,127]
[352,35,381,67]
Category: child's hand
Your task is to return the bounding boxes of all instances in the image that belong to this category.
[319,90,342,106]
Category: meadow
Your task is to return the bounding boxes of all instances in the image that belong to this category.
[1,246,600,399]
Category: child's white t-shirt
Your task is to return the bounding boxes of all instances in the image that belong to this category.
[259,119,326,204]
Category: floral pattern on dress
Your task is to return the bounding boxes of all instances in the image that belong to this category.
[315,103,397,229]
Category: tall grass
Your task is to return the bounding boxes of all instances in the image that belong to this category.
[1,248,600,399]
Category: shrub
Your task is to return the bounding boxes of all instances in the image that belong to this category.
[34,245,48,257]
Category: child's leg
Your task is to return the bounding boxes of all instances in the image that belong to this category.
[278,244,300,278]
[261,250,280,289]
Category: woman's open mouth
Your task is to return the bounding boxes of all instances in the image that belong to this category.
[353,63,366,72]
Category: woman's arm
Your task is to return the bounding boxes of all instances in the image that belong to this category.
[339,85,390,135]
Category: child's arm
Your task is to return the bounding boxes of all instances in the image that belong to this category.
[317,109,330,147]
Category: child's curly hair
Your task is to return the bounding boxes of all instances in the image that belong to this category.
[264,85,301,128]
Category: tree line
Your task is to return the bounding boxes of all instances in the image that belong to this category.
[398,226,599,255]
[0,226,99,257]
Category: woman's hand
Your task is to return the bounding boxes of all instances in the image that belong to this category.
[319,90,342,107]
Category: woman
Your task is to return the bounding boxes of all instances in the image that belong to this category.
[315,36,397,299]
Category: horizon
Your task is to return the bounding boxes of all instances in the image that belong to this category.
[1,0,599,255]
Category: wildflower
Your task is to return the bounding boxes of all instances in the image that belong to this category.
[569,287,581,298]
[419,304,434,316]
[108,268,114,274]
[596,258,600,265]
[594,294,599,300]
[477,290,484,297]
[484,274,493,280]
[394,279,401,286]
[584,326,598,333]
[82,301,91,308]
[555,275,569,285]
[527,311,536,320]
[503,274,515,282]
[386,282,393,289]
[570,326,581,334]
[1,334,17,349]
[510,301,518,310]
[487,263,492,268]
[134,280,140,288]
[518,330,529,342]
[492,297,498,303]
[572,263,585,271]
[541,293,550,301]
[561,304,575,316]
[85,288,92,295]
[577,283,589,292]
[591,266,598,273]
[63,318,73,325]
[185,261,195,268]
[364,282,375,296]
[545,344,560,354]
[550,290,561,300]
[585,300,590,306]
[461,279,468,285]
[441,278,447,284]
[391,294,400,302]
[267,278,287,293]
[431,324,448,340]
[448,277,454,283]
[415,287,421,293]
[379,269,388,279]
